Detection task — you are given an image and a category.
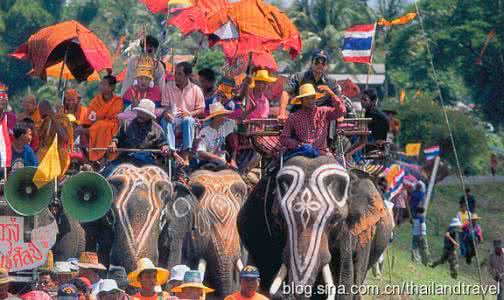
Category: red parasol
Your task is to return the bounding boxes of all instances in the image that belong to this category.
[140,0,193,14]
[10,20,112,82]
[168,0,301,70]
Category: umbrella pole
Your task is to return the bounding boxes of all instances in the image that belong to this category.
[57,46,70,103]
[191,36,206,67]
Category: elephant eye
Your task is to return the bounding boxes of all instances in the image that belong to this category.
[278,181,290,197]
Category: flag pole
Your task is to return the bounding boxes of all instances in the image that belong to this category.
[365,22,378,90]
[57,46,70,104]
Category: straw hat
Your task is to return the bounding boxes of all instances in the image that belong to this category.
[77,252,106,270]
[252,70,277,83]
[0,268,13,285]
[290,83,324,105]
[171,270,214,294]
[127,258,170,288]
[133,99,157,119]
[203,102,232,121]
[470,213,481,220]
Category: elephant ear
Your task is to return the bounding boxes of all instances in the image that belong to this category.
[346,171,388,247]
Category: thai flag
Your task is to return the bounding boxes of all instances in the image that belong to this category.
[342,23,377,64]
[0,116,11,168]
[424,145,440,161]
[388,167,405,199]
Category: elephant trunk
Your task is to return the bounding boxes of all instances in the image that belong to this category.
[208,250,238,297]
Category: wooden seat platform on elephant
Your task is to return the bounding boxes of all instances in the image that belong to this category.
[238,119,283,158]
[336,118,372,136]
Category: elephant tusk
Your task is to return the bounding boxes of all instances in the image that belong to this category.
[322,264,336,300]
[269,264,287,295]
[236,258,244,272]
[198,259,207,280]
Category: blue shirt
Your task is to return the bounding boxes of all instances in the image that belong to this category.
[11,144,38,168]
[412,216,426,236]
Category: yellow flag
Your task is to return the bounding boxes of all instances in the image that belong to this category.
[405,143,422,157]
[378,13,417,27]
[385,164,400,187]
[33,135,62,188]
[399,89,406,105]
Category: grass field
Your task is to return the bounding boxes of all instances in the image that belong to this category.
[363,182,504,300]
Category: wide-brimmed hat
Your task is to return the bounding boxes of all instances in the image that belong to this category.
[203,102,233,121]
[0,269,13,285]
[169,265,190,282]
[97,279,124,294]
[240,265,260,279]
[252,70,277,83]
[470,213,481,220]
[77,252,106,271]
[171,270,214,294]
[133,99,157,119]
[290,83,324,105]
[127,258,170,288]
[449,218,462,228]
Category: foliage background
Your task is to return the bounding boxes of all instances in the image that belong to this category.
[0,0,501,173]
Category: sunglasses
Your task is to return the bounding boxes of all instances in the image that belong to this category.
[313,58,327,66]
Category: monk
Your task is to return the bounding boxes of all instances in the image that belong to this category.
[64,89,90,125]
[88,75,123,162]
[37,100,73,175]
[17,95,41,128]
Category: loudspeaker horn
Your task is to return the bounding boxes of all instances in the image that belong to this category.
[4,167,54,216]
[61,171,113,222]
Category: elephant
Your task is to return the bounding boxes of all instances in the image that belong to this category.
[77,164,195,273]
[238,155,394,300]
[184,168,249,299]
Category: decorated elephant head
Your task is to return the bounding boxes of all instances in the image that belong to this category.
[107,164,195,272]
[189,169,248,297]
[270,156,350,296]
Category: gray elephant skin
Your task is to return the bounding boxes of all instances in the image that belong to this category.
[238,156,394,300]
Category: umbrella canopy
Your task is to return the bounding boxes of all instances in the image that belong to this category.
[140,0,193,13]
[169,0,302,68]
[10,20,112,82]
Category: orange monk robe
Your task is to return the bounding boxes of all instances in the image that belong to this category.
[37,114,74,176]
[65,105,91,151]
[88,94,123,161]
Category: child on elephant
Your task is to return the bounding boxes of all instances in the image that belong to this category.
[411,207,431,266]
[431,218,462,279]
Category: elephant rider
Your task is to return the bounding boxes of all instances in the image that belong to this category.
[279,83,346,159]
[77,252,107,296]
[107,99,169,171]
[171,270,214,300]
[194,102,237,170]
[489,240,504,300]
[278,49,351,120]
[225,265,269,300]
[127,258,171,300]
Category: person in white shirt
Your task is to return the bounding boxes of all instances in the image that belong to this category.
[195,102,237,170]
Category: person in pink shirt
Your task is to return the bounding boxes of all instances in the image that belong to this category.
[241,70,277,120]
[161,62,205,165]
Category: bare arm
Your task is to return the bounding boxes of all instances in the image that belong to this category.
[445,232,459,247]
[278,91,290,121]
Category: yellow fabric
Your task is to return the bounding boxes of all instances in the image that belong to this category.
[168,0,192,6]
[385,164,400,187]
[405,143,421,156]
[33,135,62,188]
[378,13,417,27]
[37,114,73,177]
[44,62,100,81]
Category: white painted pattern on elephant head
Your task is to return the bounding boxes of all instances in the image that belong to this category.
[109,165,171,256]
[173,197,192,218]
[191,172,244,255]
[277,164,349,286]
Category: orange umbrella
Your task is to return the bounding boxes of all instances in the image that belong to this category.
[10,20,112,82]
[140,0,193,13]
